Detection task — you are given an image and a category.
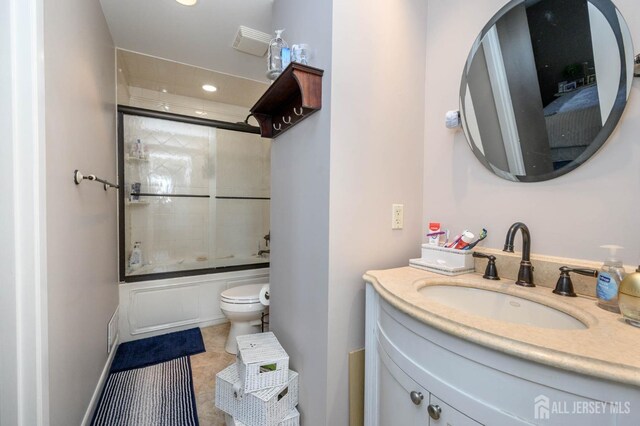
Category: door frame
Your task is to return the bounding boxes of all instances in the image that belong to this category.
[0,0,49,424]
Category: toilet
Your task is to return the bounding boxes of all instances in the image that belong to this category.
[220,283,269,354]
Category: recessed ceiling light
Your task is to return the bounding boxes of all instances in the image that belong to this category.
[202,84,217,93]
[195,111,207,116]
[175,0,197,6]
[161,89,168,93]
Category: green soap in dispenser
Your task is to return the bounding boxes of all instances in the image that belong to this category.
[596,245,626,313]
[619,265,640,327]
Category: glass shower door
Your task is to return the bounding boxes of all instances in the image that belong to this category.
[119,110,270,281]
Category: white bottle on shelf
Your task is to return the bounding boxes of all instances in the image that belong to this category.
[129,241,143,270]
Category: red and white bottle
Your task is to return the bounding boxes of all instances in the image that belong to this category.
[428,222,441,245]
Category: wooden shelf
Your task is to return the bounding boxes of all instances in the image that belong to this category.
[250,63,324,139]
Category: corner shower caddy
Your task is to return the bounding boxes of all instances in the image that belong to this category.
[250,63,324,139]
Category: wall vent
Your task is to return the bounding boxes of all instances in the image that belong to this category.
[232,26,271,57]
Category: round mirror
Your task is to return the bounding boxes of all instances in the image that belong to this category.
[460,0,634,182]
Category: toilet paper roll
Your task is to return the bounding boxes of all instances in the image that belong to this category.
[259,284,270,306]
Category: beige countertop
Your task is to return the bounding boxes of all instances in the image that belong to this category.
[364,267,640,388]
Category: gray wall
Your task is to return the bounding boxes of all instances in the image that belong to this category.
[44,0,118,423]
[271,0,427,424]
[270,0,333,424]
[424,0,640,265]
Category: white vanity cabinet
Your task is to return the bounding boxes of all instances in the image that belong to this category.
[364,282,640,426]
[378,344,480,425]
[378,348,429,425]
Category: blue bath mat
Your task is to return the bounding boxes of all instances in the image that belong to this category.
[110,327,205,373]
[92,356,199,426]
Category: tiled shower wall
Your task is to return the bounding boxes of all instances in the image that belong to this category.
[123,115,270,270]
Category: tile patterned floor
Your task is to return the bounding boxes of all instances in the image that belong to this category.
[192,323,236,426]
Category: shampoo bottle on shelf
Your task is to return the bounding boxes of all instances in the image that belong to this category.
[130,139,139,158]
[129,241,143,271]
[596,245,626,313]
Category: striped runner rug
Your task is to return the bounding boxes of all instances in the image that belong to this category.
[91,356,199,426]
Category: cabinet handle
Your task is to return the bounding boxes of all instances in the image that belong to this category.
[409,391,424,405]
[427,404,442,420]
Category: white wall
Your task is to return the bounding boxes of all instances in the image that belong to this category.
[327,0,428,424]
[44,0,119,423]
[424,0,640,266]
[270,1,333,425]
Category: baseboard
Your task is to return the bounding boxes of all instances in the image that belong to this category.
[81,336,119,426]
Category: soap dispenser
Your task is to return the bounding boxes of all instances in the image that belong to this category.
[596,245,626,313]
[267,29,288,80]
[619,265,640,327]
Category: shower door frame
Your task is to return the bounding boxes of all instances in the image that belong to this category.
[117,105,269,282]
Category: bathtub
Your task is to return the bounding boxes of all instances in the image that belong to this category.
[118,267,269,342]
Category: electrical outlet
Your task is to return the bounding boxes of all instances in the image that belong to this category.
[392,204,404,230]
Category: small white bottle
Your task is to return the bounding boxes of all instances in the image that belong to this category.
[129,241,143,271]
[427,222,441,246]
[596,245,626,313]
[130,140,139,158]
[137,139,146,159]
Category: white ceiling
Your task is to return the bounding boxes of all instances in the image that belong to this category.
[117,49,268,107]
[100,0,274,82]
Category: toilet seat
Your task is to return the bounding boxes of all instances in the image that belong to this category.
[220,283,265,304]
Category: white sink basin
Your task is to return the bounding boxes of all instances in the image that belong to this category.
[419,285,587,330]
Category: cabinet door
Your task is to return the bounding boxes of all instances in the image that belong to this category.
[427,395,482,426]
[378,347,429,425]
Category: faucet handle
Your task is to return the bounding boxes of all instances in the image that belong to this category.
[553,266,598,297]
[472,252,500,280]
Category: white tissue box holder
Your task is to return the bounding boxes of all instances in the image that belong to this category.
[236,332,289,393]
[215,363,299,426]
[410,244,475,276]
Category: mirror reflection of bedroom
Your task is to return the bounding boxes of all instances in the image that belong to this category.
[461,0,632,178]
[527,0,601,170]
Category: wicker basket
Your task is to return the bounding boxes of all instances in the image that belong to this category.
[236,332,289,392]
[215,363,299,426]
[225,408,300,426]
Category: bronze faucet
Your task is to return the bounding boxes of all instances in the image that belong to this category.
[503,222,534,287]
